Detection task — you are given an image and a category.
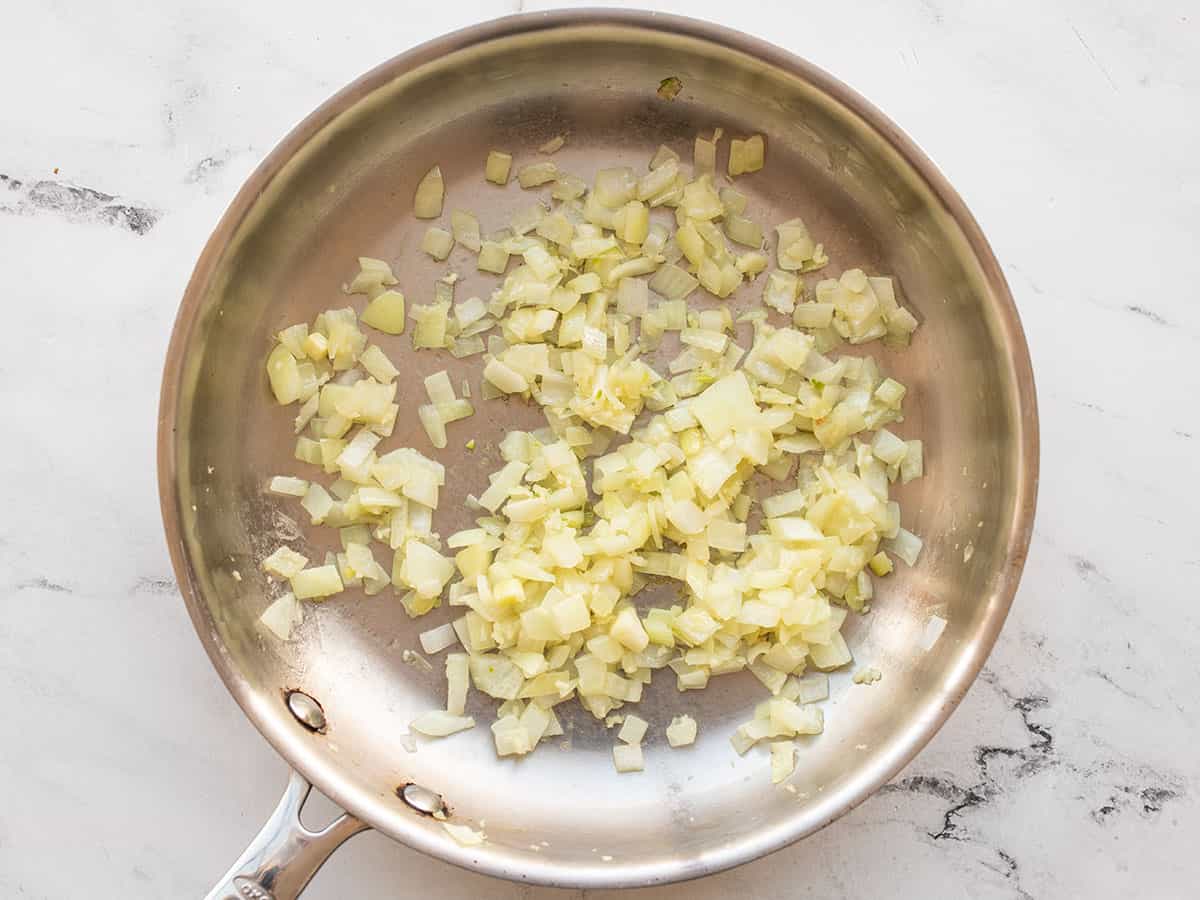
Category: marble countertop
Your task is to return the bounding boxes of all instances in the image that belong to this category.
[2,1,1196,897]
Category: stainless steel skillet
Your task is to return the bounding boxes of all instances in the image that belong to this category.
[157,10,1038,897]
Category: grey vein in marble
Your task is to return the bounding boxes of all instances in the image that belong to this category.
[0,172,160,234]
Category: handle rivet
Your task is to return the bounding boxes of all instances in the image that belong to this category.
[286,690,326,732]
[399,783,445,815]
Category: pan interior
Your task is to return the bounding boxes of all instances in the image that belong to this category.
[164,16,1033,886]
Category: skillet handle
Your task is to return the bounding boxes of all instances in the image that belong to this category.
[204,769,369,900]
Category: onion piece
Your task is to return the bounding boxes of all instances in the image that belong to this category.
[769,740,795,783]
[725,215,763,248]
[900,440,924,483]
[693,129,721,175]
[612,742,644,773]
[665,715,697,747]
[518,161,559,188]
[729,135,765,177]
[413,166,444,219]
[451,211,482,252]
[446,652,470,715]
[421,227,454,261]
[262,546,309,579]
[360,290,406,335]
[477,241,510,275]
[260,592,303,640]
[617,714,649,744]
[290,564,343,600]
[649,263,698,300]
[419,622,459,655]
[485,150,513,185]
[886,527,923,566]
[411,710,475,737]
[650,144,680,169]
[269,476,309,497]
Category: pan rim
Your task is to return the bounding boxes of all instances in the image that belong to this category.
[157,8,1039,888]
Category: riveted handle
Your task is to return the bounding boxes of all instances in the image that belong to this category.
[204,770,368,900]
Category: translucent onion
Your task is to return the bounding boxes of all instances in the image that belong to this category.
[413,166,444,219]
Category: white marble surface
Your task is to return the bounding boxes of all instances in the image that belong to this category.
[2,1,1196,897]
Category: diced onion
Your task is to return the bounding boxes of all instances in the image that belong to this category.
[259,592,303,640]
[269,476,309,497]
[451,210,482,252]
[886,528,924,566]
[290,564,343,600]
[725,215,763,248]
[413,166,444,219]
[649,263,699,300]
[478,241,510,275]
[901,440,924,483]
[358,345,399,383]
[262,546,309,579]
[421,227,454,261]
[260,126,927,783]
[411,710,475,737]
[419,622,459,654]
[612,742,644,773]
[485,150,512,185]
[729,135,765,177]
[617,714,649,744]
[360,290,406,335]
[769,739,795,783]
[920,615,948,650]
[666,715,697,747]
[518,162,559,188]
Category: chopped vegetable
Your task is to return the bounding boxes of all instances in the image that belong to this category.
[666,715,697,747]
[419,622,459,655]
[360,290,406,335]
[477,241,510,275]
[451,210,482,253]
[358,345,399,384]
[852,666,882,685]
[728,135,765,176]
[518,162,558,188]
[794,673,829,704]
[763,271,800,315]
[657,76,683,101]
[887,528,924,566]
[414,166,444,219]
[269,476,309,497]
[612,742,644,773]
[485,150,513,185]
[347,257,397,297]
[411,710,475,737]
[921,615,948,650]
[421,227,455,261]
[290,565,344,600]
[259,592,303,640]
[769,740,795,783]
[775,217,827,272]
[259,128,927,781]
[262,546,309,579]
[617,714,648,745]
